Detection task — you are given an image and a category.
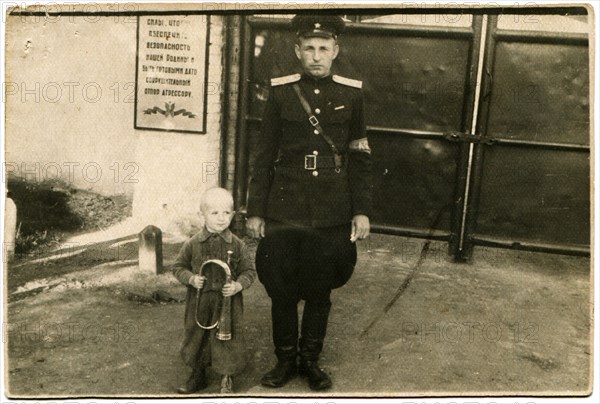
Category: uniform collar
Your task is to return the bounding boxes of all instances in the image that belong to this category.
[301,73,334,84]
[197,226,233,243]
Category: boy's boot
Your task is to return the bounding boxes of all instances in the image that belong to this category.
[220,374,233,394]
[177,367,208,394]
[298,300,332,391]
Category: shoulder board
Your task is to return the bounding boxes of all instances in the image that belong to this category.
[270,73,301,87]
[332,75,362,89]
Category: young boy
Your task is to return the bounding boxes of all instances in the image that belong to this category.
[173,187,256,394]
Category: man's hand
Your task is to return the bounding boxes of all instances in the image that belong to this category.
[246,216,266,239]
[350,214,370,242]
[222,281,243,297]
[189,275,206,289]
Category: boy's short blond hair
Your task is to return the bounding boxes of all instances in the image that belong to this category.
[199,187,234,213]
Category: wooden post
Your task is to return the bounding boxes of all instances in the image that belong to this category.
[4,197,17,261]
[138,225,163,275]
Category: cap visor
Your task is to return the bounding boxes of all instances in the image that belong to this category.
[299,31,335,39]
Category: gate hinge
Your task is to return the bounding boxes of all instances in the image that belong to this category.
[444,131,496,145]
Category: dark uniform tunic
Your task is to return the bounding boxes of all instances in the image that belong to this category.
[247,72,372,361]
[247,72,372,227]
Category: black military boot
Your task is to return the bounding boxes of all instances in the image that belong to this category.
[298,339,332,390]
[299,299,332,390]
[176,367,208,394]
[262,298,300,388]
[261,346,298,387]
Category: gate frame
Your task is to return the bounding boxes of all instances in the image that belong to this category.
[456,14,590,260]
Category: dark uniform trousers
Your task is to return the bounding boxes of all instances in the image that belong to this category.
[256,220,357,361]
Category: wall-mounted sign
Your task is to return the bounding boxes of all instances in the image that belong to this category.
[135,15,209,134]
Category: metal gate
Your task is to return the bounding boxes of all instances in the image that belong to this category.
[233,8,590,260]
[458,13,590,259]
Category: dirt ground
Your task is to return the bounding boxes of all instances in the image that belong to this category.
[3,226,592,398]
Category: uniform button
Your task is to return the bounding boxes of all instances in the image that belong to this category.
[313,129,319,135]
[312,171,319,177]
[313,150,318,155]
[314,89,320,94]
[315,108,321,114]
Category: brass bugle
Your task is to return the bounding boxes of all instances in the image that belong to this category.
[216,251,234,341]
[195,258,232,335]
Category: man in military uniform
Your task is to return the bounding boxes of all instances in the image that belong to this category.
[246,14,372,391]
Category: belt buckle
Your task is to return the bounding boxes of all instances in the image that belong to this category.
[309,115,319,127]
[304,155,317,170]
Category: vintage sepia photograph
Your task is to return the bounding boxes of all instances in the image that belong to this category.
[1,0,595,401]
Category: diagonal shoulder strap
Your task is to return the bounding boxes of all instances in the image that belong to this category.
[292,84,343,166]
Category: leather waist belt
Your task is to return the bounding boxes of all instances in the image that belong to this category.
[278,155,339,170]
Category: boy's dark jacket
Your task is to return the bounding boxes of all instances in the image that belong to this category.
[173,227,256,374]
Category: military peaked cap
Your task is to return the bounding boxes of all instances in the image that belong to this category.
[291,15,345,39]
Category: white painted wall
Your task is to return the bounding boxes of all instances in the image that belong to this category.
[5,14,225,234]
[6,15,140,196]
